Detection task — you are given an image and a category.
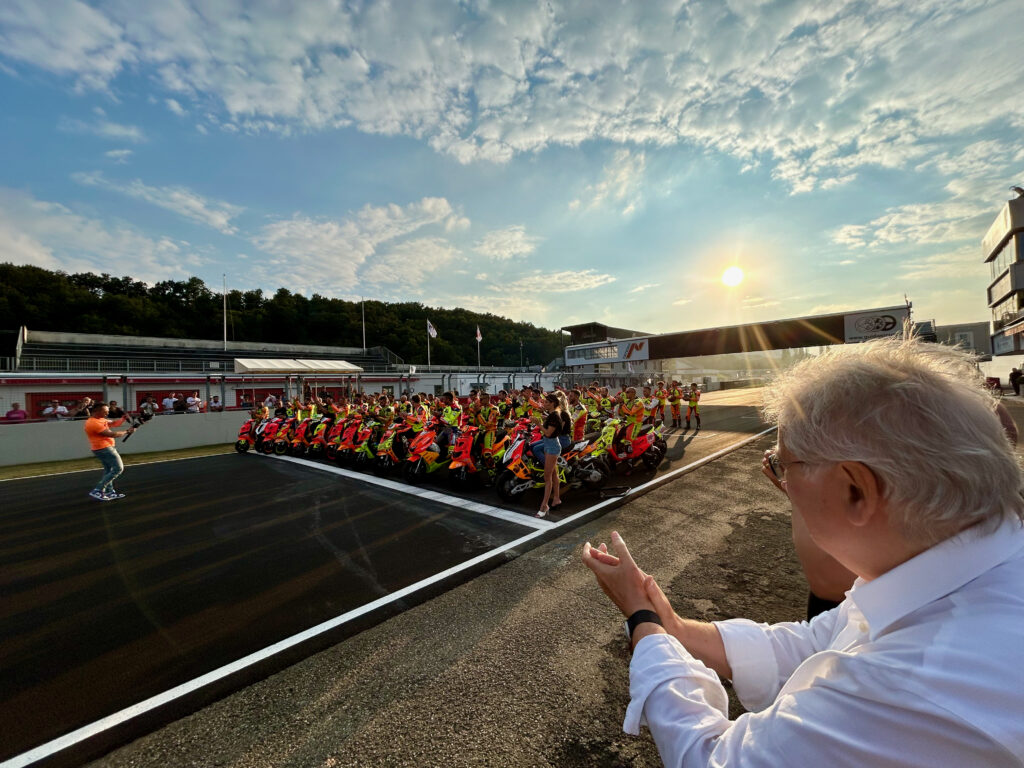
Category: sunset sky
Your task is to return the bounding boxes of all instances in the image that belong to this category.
[1,0,1022,334]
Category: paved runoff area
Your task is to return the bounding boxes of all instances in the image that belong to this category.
[1,388,774,768]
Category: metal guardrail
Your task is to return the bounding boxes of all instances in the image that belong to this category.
[7,356,537,376]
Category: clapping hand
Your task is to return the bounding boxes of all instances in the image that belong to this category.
[582,531,657,617]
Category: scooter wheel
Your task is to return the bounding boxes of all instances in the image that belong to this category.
[234,440,250,454]
[642,447,664,471]
[496,469,531,501]
[404,459,427,485]
[325,445,338,461]
[448,466,468,490]
[261,440,275,455]
[373,455,394,476]
[273,441,289,456]
[580,459,610,490]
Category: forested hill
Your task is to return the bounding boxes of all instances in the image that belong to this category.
[0,264,566,367]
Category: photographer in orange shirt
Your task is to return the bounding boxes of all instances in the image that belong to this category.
[83,403,135,501]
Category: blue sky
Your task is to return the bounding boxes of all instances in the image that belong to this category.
[1,0,1022,335]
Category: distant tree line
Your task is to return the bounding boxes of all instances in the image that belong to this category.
[0,264,567,367]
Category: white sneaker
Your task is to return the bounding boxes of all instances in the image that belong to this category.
[88,490,110,501]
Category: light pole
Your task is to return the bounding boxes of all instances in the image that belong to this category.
[519,339,523,368]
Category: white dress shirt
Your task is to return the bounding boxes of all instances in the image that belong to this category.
[626,518,1024,767]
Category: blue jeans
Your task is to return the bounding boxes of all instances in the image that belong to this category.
[531,437,562,463]
[92,446,124,492]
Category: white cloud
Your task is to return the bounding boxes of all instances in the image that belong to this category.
[494,269,616,294]
[104,148,133,163]
[474,225,541,260]
[72,171,243,234]
[0,186,200,282]
[0,0,133,90]
[570,149,646,215]
[8,0,1019,192]
[444,214,471,232]
[252,197,456,293]
[672,298,693,306]
[360,237,458,286]
[629,283,658,294]
[165,98,186,116]
[58,115,145,142]
[896,246,985,282]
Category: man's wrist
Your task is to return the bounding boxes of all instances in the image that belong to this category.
[631,621,667,650]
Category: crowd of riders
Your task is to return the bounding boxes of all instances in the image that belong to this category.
[235,379,703,505]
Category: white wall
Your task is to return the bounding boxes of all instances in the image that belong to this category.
[0,412,243,467]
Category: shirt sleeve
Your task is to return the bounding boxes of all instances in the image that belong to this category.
[625,631,1004,768]
[714,608,842,712]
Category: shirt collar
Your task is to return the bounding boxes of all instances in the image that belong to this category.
[850,516,1024,641]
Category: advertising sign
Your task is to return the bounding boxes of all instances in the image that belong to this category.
[843,306,909,343]
[993,334,1014,355]
[618,339,649,361]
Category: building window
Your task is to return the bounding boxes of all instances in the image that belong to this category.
[992,294,1022,331]
[568,344,618,360]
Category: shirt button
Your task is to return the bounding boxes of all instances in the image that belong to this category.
[858,621,869,633]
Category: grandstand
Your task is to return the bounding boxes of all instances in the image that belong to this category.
[4,328,402,374]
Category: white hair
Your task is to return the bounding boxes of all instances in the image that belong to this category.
[762,336,1024,546]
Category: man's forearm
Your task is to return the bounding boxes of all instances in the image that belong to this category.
[668,618,732,680]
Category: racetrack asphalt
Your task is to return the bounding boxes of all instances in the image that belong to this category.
[2,388,777,767]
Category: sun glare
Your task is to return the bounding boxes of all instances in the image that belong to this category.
[722,266,744,287]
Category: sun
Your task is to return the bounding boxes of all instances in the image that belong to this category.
[722,266,744,287]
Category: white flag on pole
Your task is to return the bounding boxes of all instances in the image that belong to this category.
[475,325,482,343]
[427,319,438,338]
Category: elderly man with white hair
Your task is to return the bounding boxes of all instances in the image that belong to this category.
[583,336,1024,767]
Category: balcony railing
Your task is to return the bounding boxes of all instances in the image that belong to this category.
[3,356,535,376]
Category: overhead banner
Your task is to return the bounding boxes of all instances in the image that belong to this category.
[843,306,909,343]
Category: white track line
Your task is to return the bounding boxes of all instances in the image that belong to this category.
[266,453,554,531]
[0,450,234,482]
[1,426,775,768]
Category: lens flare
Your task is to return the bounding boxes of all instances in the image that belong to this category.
[722,266,744,287]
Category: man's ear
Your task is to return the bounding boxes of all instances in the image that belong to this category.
[838,461,881,527]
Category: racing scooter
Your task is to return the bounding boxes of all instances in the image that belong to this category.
[602,419,666,473]
[402,417,451,485]
[235,417,259,453]
[374,419,414,476]
[350,416,383,470]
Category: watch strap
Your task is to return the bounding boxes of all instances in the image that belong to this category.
[626,609,662,641]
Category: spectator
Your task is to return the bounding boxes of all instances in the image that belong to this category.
[186,391,203,413]
[161,393,176,412]
[584,335,1024,766]
[42,400,69,419]
[208,395,224,412]
[264,393,277,408]
[5,402,29,421]
[172,394,187,413]
[106,400,125,420]
[1010,367,1022,397]
[66,397,94,419]
[139,395,159,419]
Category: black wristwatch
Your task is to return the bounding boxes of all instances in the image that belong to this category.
[625,609,663,644]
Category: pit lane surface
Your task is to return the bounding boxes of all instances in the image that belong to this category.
[0,388,767,767]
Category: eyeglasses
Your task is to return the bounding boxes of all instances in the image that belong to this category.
[767,448,807,481]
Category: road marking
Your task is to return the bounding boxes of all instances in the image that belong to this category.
[1,425,776,768]
[0,450,235,482]
[264,453,554,532]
